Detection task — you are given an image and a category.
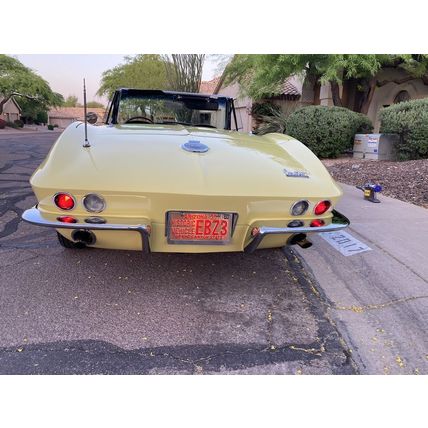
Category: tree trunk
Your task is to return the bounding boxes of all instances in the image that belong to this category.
[329,81,343,107]
[359,77,377,115]
[313,81,321,105]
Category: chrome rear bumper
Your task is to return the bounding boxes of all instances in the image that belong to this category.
[22,206,349,254]
[244,210,350,253]
[21,206,151,253]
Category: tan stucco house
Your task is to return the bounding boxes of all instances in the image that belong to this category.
[201,66,428,133]
[0,97,22,122]
[200,76,302,133]
[48,107,106,128]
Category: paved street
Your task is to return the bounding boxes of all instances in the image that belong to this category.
[2,132,427,375]
[0,132,354,374]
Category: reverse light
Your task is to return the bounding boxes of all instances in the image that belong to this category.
[83,193,106,213]
[57,216,77,223]
[310,219,325,227]
[314,200,331,216]
[287,220,304,228]
[54,193,75,210]
[290,200,309,216]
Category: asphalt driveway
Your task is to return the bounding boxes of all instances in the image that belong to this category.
[0,132,354,374]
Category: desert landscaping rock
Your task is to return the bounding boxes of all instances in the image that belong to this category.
[325,158,428,209]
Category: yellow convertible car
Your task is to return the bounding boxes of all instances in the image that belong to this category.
[22,88,349,253]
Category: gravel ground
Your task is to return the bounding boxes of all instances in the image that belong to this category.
[324,158,428,209]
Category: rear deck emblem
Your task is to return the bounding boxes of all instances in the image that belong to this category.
[182,140,209,153]
[283,168,309,178]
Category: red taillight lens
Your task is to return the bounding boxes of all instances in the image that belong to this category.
[314,200,331,215]
[54,193,75,210]
[57,216,77,223]
[310,219,325,227]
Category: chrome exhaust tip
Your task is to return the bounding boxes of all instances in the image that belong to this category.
[71,229,96,245]
[296,237,312,249]
[287,233,312,249]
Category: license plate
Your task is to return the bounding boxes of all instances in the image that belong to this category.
[167,211,233,245]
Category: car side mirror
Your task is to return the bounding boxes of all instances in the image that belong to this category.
[86,112,98,124]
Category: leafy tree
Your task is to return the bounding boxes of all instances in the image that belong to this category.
[224,54,428,114]
[0,54,62,115]
[63,95,81,107]
[163,54,205,92]
[19,95,63,124]
[86,101,104,109]
[97,54,169,99]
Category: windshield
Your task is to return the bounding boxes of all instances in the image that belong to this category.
[116,94,228,129]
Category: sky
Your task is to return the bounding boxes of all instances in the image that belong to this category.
[15,54,225,106]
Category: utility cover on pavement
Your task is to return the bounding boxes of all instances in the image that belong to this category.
[319,231,372,256]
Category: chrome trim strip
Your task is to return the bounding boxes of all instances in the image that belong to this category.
[21,206,151,253]
[244,210,350,254]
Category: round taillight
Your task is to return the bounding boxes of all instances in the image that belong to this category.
[57,216,77,223]
[310,219,325,227]
[54,193,75,210]
[314,200,331,216]
[251,227,260,236]
[291,200,309,216]
[83,194,106,213]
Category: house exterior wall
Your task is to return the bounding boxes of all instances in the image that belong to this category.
[367,68,428,131]
[0,98,21,122]
[49,117,76,128]
[214,67,428,135]
[48,108,106,128]
[319,83,344,107]
[270,98,301,115]
[216,82,253,133]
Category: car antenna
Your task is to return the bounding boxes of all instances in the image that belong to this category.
[83,78,90,148]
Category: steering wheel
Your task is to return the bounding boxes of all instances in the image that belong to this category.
[125,116,154,124]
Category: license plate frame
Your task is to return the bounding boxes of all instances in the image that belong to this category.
[166,211,236,245]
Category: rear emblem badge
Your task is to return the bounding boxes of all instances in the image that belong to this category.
[182,140,209,153]
[284,168,309,178]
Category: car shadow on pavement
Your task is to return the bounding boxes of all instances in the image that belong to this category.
[0,336,353,375]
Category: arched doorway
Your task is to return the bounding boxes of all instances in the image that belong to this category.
[393,90,411,104]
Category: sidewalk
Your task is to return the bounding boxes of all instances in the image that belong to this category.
[296,183,428,374]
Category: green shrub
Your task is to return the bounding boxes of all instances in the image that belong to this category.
[35,111,48,125]
[14,119,24,128]
[286,106,373,158]
[251,102,281,118]
[0,118,6,129]
[47,124,54,130]
[379,98,428,160]
[6,121,18,129]
[255,105,288,135]
[255,102,301,135]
